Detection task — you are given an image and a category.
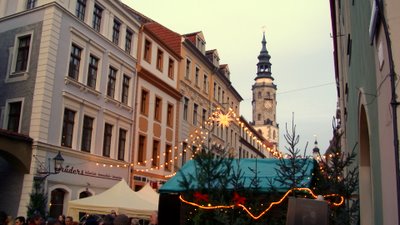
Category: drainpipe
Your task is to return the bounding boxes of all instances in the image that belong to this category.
[376,0,400,222]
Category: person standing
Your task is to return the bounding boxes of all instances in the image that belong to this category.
[64,217,73,225]
[14,217,26,225]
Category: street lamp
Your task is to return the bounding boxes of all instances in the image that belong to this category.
[36,151,64,180]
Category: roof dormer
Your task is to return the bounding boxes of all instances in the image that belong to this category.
[206,49,220,67]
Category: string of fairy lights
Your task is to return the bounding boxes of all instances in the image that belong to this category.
[94,107,283,172]
[180,187,344,221]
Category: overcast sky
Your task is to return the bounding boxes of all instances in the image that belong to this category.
[121,0,337,155]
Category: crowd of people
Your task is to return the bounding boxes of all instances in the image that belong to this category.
[0,210,156,225]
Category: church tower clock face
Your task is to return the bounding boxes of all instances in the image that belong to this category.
[251,32,279,151]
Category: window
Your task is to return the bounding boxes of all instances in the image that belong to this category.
[195,67,199,86]
[7,101,22,132]
[203,74,208,92]
[183,97,188,121]
[61,108,75,148]
[138,135,146,163]
[87,55,99,88]
[125,29,133,54]
[156,49,163,71]
[222,91,225,104]
[218,87,221,103]
[152,140,160,168]
[75,0,86,21]
[92,4,103,32]
[144,39,151,62]
[154,97,162,121]
[140,90,149,115]
[81,115,93,152]
[112,19,121,45]
[202,108,207,126]
[185,59,191,79]
[168,58,174,79]
[26,0,36,9]
[121,75,130,104]
[15,35,31,73]
[166,104,173,127]
[68,44,82,80]
[118,128,126,160]
[103,123,113,157]
[193,103,198,125]
[164,144,172,171]
[107,66,117,98]
[213,82,217,99]
[182,142,187,166]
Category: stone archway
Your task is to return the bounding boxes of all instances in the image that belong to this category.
[359,105,374,225]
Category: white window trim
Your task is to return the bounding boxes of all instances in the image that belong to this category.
[80,106,98,154]
[6,30,34,83]
[3,97,25,132]
[103,113,118,159]
[117,124,130,162]
[62,98,81,149]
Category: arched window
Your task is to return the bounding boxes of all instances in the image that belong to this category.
[49,188,66,218]
[258,92,262,99]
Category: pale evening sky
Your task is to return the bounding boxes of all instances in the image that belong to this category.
[121,0,337,155]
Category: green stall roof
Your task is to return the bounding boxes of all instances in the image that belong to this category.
[159,158,314,193]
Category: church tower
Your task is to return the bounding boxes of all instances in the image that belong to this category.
[252,32,279,150]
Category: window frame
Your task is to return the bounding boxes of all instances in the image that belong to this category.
[92,4,103,32]
[166,103,174,128]
[185,59,191,79]
[193,103,198,125]
[87,54,99,89]
[26,0,36,9]
[75,0,86,21]
[164,143,172,171]
[125,29,133,54]
[121,74,130,105]
[14,34,32,73]
[102,123,113,157]
[61,108,76,148]
[107,66,117,98]
[183,97,189,121]
[118,128,127,160]
[68,43,82,80]
[152,139,160,168]
[168,58,174,79]
[112,18,121,45]
[154,96,162,122]
[81,115,94,152]
[4,99,23,133]
[137,134,146,163]
[140,89,149,116]
[144,39,152,63]
[156,49,164,71]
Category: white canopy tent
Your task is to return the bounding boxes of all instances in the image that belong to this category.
[136,183,159,205]
[67,180,158,220]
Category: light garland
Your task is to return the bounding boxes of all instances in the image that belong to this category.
[93,107,284,173]
[179,187,344,220]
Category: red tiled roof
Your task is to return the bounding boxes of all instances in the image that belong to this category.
[144,22,182,58]
[183,31,200,45]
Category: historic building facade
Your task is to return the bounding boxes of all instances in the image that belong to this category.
[0,0,279,218]
[132,21,182,190]
[330,0,400,224]
[0,0,141,217]
[251,33,279,151]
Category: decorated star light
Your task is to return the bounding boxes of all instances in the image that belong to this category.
[213,108,235,128]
